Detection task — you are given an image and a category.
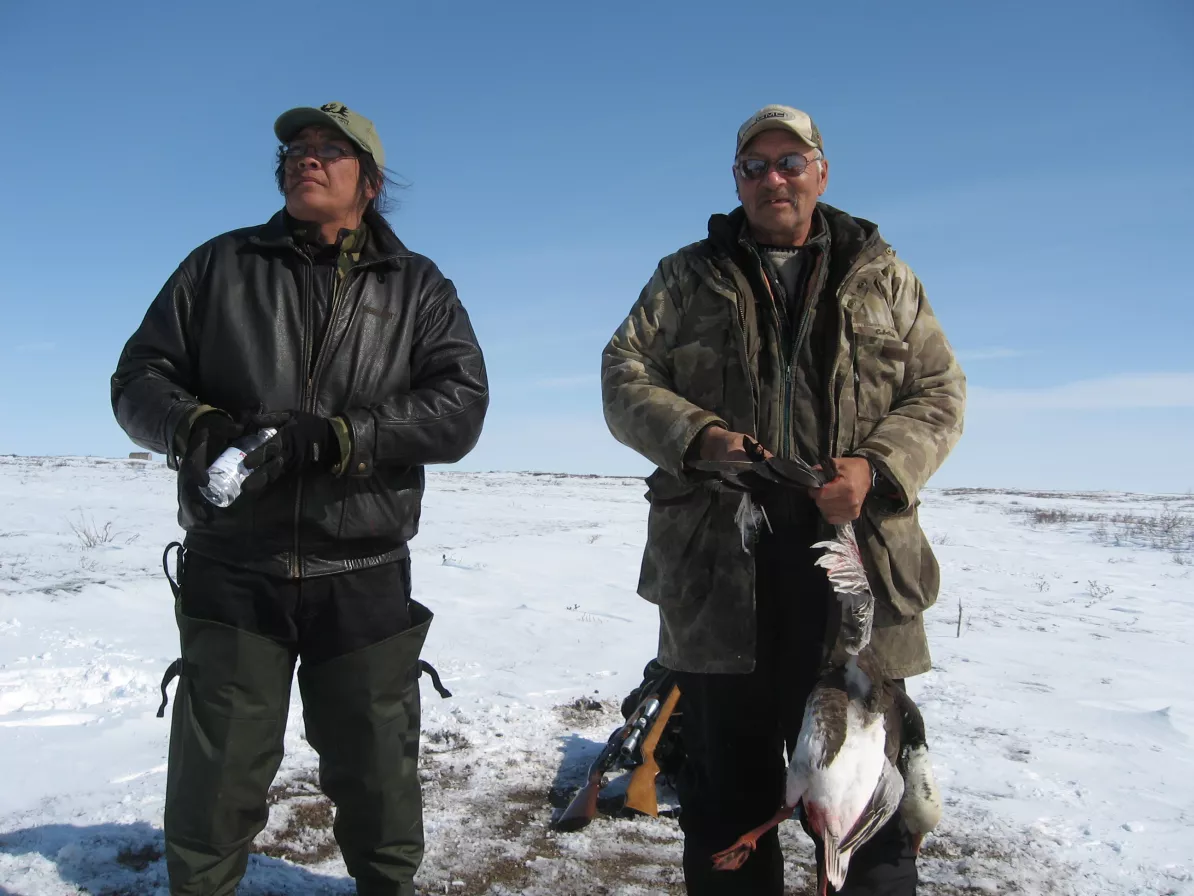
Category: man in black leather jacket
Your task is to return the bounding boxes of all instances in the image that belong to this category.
[111,102,488,896]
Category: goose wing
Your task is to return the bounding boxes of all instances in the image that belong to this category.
[812,523,874,653]
[839,757,903,857]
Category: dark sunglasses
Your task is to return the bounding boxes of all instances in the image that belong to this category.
[735,152,818,181]
[281,142,357,162]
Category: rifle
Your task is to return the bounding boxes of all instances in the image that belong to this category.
[553,677,677,832]
[624,683,681,817]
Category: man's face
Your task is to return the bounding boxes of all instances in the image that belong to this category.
[734,129,829,246]
[282,126,366,223]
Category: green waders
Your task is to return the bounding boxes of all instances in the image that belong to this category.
[158,546,439,896]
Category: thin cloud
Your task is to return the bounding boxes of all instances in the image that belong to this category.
[969,372,1194,410]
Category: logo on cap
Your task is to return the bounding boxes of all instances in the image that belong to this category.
[754,110,793,125]
[320,102,351,121]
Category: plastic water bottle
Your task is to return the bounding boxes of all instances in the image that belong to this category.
[199,428,278,508]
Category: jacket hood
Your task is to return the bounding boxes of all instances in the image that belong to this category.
[706,202,889,286]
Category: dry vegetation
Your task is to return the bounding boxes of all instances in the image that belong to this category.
[68,513,116,549]
[115,843,163,872]
[1016,504,1192,554]
[254,770,339,866]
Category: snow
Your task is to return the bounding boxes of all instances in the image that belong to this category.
[0,456,1191,895]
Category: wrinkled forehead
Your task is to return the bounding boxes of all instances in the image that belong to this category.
[287,125,354,146]
[738,129,818,159]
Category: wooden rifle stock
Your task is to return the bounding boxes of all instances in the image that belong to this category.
[624,683,681,816]
[554,715,634,832]
[555,772,603,832]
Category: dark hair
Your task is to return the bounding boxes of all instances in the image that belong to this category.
[274,145,406,215]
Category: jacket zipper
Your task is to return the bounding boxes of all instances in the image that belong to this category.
[759,272,794,458]
[784,265,819,460]
[741,242,787,453]
[291,258,315,579]
[308,263,354,398]
[294,262,355,577]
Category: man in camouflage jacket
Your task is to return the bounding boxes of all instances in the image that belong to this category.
[602,105,964,895]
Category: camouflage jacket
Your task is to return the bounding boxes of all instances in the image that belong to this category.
[601,204,965,678]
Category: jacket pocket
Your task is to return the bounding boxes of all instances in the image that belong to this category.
[637,471,716,607]
[857,500,939,621]
[305,466,421,551]
[852,322,910,422]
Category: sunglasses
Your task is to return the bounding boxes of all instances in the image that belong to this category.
[281,142,357,162]
[735,152,819,181]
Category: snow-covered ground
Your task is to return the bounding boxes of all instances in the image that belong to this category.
[0,456,1191,895]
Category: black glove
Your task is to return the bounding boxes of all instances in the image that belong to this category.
[180,413,244,491]
[241,411,339,494]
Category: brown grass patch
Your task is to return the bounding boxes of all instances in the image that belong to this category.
[425,786,688,895]
[555,696,619,728]
[115,843,162,872]
[254,770,337,865]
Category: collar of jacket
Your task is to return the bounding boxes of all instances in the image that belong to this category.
[248,207,413,269]
[740,206,831,258]
[283,211,370,283]
[706,202,889,287]
[284,211,365,250]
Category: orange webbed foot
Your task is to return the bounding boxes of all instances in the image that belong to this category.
[711,836,759,871]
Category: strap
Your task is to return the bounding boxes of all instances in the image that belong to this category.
[418,660,452,699]
[162,542,184,600]
[156,658,183,718]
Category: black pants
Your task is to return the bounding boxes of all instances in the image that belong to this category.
[675,509,918,895]
[180,552,413,662]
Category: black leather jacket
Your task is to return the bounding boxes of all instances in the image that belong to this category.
[111,209,488,578]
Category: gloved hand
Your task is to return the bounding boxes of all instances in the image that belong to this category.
[180,413,245,491]
[241,411,339,494]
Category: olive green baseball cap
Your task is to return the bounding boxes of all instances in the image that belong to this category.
[736,104,823,156]
[274,101,386,168]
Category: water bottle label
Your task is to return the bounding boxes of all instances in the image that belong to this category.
[208,448,248,479]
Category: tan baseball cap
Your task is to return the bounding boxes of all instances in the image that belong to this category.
[736,105,823,156]
[274,101,386,168]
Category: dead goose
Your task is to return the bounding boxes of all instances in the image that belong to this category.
[711,648,905,895]
[703,453,940,892]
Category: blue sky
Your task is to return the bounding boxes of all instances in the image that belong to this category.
[1,0,1191,492]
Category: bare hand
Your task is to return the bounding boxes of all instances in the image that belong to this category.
[696,427,772,462]
[809,457,872,524]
